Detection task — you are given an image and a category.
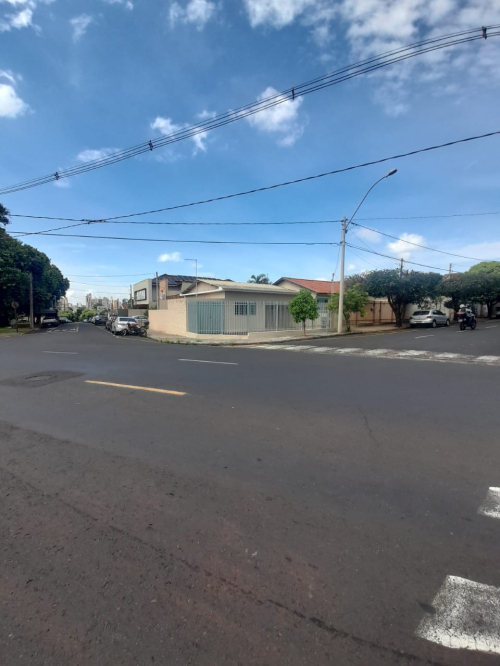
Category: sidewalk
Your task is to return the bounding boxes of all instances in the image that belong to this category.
[147,323,408,346]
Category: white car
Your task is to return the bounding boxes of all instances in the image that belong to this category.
[42,317,59,328]
[410,309,450,328]
[59,317,70,324]
[111,316,137,335]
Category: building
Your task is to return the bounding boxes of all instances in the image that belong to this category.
[132,274,230,308]
[86,293,93,310]
[274,277,339,305]
[56,295,69,311]
[148,279,331,340]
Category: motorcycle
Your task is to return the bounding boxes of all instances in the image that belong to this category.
[122,322,148,337]
[457,310,476,330]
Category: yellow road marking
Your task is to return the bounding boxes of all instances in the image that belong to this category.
[85,380,186,396]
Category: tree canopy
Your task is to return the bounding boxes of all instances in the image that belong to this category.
[348,269,443,327]
[248,274,270,284]
[288,289,319,335]
[468,261,500,276]
[0,211,69,325]
[441,268,500,318]
[327,285,369,332]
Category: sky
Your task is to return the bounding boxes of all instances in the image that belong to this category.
[1,0,500,305]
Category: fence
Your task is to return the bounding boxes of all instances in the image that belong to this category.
[187,299,331,335]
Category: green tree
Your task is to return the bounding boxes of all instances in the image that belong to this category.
[288,289,319,336]
[79,308,96,321]
[327,285,369,332]
[0,226,69,326]
[59,311,75,322]
[468,273,500,319]
[0,203,10,227]
[348,269,443,328]
[441,273,473,312]
[248,274,270,284]
[468,261,500,276]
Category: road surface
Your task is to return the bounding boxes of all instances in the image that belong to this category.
[1,322,499,665]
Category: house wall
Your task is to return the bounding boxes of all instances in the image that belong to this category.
[133,279,156,307]
[224,291,293,332]
[148,299,187,336]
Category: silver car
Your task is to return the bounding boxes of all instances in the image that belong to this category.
[410,309,450,328]
[111,316,137,335]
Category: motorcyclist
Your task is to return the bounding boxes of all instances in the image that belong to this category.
[458,303,474,326]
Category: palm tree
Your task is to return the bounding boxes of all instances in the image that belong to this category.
[248,274,270,284]
[0,203,10,227]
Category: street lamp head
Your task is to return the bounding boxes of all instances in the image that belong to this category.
[385,168,397,178]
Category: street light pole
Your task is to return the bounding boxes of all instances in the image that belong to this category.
[337,168,397,334]
[186,258,198,332]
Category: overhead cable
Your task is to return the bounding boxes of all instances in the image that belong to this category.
[1,25,498,195]
[346,242,455,272]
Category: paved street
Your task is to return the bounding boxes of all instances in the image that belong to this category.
[1,322,500,665]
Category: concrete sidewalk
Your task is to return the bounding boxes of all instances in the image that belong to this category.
[147,323,407,346]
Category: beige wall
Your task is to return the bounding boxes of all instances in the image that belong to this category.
[149,298,187,336]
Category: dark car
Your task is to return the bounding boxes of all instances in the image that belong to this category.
[93,316,106,326]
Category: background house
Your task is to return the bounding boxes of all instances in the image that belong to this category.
[148,279,332,340]
[274,277,339,306]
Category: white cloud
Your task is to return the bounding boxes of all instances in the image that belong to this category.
[169,0,218,30]
[151,115,209,155]
[54,178,70,188]
[243,0,317,29]
[70,14,93,41]
[387,233,425,260]
[347,263,356,270]
[158,251,182,262]
[102,0,134,8]
[245,86,305,147]
[355,226,381,243]
[0,70,28,118]
[197,109,216,120]
[76,147,119,162]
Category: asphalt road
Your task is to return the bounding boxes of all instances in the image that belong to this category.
[1,322,499,665]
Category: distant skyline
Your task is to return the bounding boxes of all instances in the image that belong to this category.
[1,0,499,302]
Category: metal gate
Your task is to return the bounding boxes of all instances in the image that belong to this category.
[187,301,225,334]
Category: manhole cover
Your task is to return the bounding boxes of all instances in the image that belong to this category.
[25,374,56,382]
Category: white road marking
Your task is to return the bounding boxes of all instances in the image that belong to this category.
[478,487,500,519]
[476,356,500,363]
[485,326,497,329]
[178,359,238,365]
[416,575,500,655]
[43,351,78,355]
[330,347,362,353]
[433,353,461,359]
[307,347,332,353]
[395,350,427,356]
[364,349,392,356]
[415,335,434,339]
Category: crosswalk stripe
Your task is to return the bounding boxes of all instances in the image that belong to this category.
[478,487,500,519]
[416,576,500,655]
[248,345,500,366]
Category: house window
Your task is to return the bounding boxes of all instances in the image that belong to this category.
[134,288,147,301]
[235,302,256,316]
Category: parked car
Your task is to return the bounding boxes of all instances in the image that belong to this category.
[409,309,450,328]
[42,317,59,328]
[59,316,70,324]
[133,314,149,328]
[111,316,138,335]
[93,316,106,326]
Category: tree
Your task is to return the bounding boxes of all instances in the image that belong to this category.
[327,285,369,332]
[0,229,70,326]
[288,289,319,335]
[79,309,96,321]
[468,273,500,319]
[468,261,500,276]
[248,274,270,284]
[348,269,443,328]
[60,311,75,322]
[0,203,10,227]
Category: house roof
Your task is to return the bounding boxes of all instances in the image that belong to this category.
[275,277,340,294]
[156,274,229,286]
[183,279,295,295]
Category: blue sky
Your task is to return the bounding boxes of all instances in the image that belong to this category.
[1,0,499,305]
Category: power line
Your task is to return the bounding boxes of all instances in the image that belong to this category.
[9,129,500,227]
[351,222,487,261]
[1,25,497,196]
[9,231,340,245]
[346,242,455,272]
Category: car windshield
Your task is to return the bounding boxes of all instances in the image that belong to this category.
[119,317,137,322]
[413,311,429,316]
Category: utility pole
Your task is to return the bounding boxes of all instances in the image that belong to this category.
[155,272,159,310]
[336,169,398,335]
[29,272,34,329]
[449,263,452,275]
[337,218,346,334]
[399,258,404,278]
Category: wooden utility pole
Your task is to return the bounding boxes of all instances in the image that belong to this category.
[29,272,34,329]
[399,258,404,278]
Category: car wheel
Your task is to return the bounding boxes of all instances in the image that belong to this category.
[431,320,437,328]
[121,329,128,336]
[445,318,450,326]
[410,324,416,328]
